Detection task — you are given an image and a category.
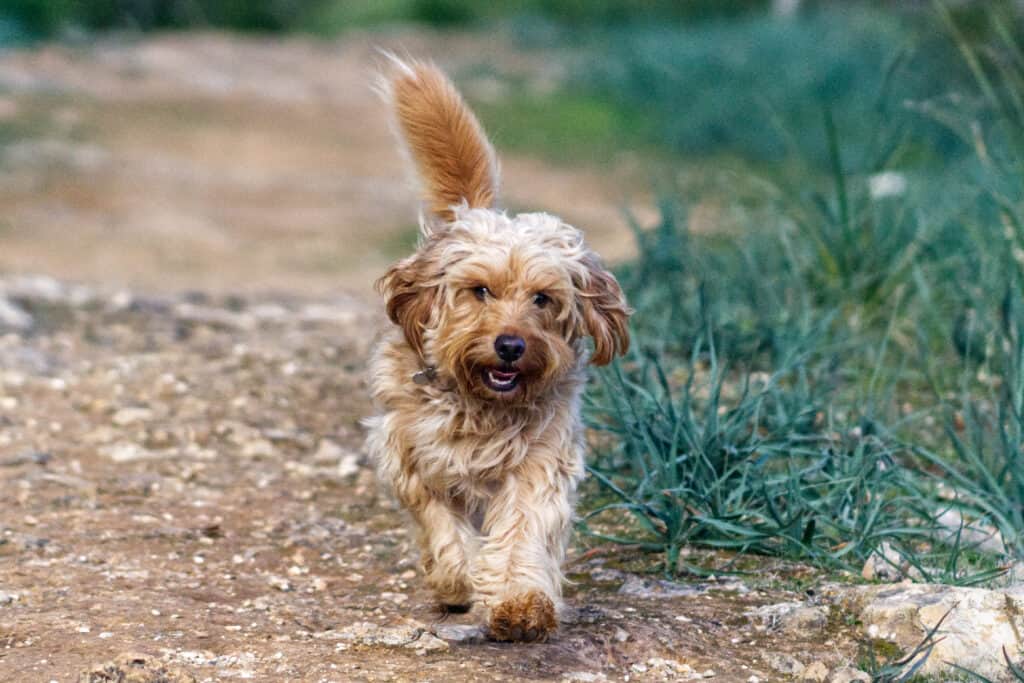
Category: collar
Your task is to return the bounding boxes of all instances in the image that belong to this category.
[412,365,438,385]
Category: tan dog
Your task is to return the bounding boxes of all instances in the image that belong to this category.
[365,57,630,642]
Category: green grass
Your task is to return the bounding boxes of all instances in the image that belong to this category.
[472,92,655,164]
[577,2,1024,588]
[858,610,948,681]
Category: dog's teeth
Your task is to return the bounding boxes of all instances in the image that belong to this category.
[487,370,516,388]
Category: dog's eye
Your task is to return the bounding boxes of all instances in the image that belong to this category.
[533,292,550,308]
[473,286,490,301]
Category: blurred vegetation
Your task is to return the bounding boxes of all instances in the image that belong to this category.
[2,0,1016,37]
[0,0,813,36]
[558,8,966,166]
[0,1,1010,170]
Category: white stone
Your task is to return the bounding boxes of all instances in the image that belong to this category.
[562,673,607,683]
[868,171,907,199]
[0,296,32,331]
[801,661,828,682]
[830,666,870,683]
[112,406,154,427]
[764,652,804,676]
[745,602,827,634]
[432,624,486,644]
[841,583,1024,680]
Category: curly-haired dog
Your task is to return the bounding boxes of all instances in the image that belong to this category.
[365,57,631,643]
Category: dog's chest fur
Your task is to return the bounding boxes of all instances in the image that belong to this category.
[366,333,586,502]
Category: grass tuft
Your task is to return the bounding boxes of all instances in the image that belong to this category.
[580,2,1024,585]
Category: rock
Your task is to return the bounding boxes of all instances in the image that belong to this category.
[412,631,449,654]
[328,621,449,654]
[830,666,870,683]
[618,574,747,599]
[4,274,92,306]
[312,439,344,463]
[240,438,275,459]
[562,673,607,682]
[868,171,908,199]
[312,439,363,478]
[100,442,163,463]
[801,661,828,682]
[642,659,702,679]
[859,541,940,582]
[836,583,1024,680]
[112,406,154,427]
[0,296,32,331]
[0,450,50,467]
[588,566,626,583]
[561,604,608,625]
[788,606,829,632]
[338,452,361,479]
[299,303,359,325]
[745,602,828,634]
[619,575,701,598]
[380,591,408,605]
[935,509,1005,555]
[764,652,804,676]
[0,591,19,606]
[432,623,487,644]
[78,651,197,683]
[267,575,292,592]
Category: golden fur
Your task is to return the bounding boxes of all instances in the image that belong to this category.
[365,57,630,642]
[385,58,499,224]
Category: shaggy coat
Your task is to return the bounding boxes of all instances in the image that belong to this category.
[365,56,630,642]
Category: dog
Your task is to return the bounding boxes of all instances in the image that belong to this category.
[364,56,631,643]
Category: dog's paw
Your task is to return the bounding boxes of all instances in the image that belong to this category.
[488,590,557,643]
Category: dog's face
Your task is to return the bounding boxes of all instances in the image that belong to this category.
[378,59,630,403]
[379,209,630,405]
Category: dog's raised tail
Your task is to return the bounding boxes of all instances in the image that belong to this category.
[382,56,499,225]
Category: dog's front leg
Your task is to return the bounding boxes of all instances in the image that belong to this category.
[406,493,477,610]
[472,458,574,642]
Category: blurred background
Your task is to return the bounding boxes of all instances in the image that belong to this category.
[0,0,1008,296]
[5,0,1024,592]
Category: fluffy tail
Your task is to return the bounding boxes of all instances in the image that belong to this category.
[382,56,499,225]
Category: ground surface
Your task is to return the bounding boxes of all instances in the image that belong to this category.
[0,278,860,682]
[0,31,862,682]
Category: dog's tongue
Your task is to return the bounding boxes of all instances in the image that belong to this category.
[491,369,518,381]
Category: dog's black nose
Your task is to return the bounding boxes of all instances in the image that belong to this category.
[494,334,526,362]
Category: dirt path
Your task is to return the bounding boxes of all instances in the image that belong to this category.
[0,278,859,682]
[0,31,864,682]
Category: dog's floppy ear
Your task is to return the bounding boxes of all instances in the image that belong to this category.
[376,253,438,359]
[577,253,631,366]
[382,56,500,228]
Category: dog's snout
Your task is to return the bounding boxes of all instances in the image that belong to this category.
[495,334,526,362]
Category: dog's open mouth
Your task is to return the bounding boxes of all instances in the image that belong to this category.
[482,367,521,393]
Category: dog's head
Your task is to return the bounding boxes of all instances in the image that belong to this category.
[377,58,630,404]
